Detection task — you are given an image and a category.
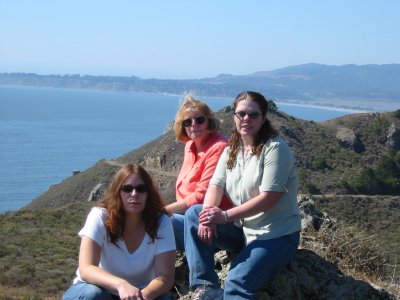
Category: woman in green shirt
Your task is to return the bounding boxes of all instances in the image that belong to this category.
[184,91,301,300]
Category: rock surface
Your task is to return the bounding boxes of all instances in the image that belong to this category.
[386,123,400,150]
[336,127,365,153]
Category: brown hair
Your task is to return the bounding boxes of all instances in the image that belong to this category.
[98,163,166,245]
[227,91,278,169]
[173,93,220,142]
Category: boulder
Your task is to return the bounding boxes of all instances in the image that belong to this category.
[386,123,400,150]
[336,127,365,153]
[87,182,103,202]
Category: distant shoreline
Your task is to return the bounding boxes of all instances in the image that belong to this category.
[275,101,372,114]
[1,84,395,113]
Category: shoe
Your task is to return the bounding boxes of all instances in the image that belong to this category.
[192,285,223,300]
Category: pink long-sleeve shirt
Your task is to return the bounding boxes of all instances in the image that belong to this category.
[176,132,232,210]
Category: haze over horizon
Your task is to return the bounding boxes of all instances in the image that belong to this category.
[1,1,399,79]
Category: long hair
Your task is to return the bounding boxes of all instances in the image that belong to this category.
[98,163,166,245]
[173,93,220,142]
[227,91,279,169]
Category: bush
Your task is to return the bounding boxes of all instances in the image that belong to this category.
[312,156,330,170]
[351,151,400,195]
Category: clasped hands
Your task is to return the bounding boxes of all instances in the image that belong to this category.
[198,206,224,246]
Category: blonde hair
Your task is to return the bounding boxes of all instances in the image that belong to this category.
[173,93,220,142]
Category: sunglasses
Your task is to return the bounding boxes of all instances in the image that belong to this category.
[182,116,206,127]
[234,111,262,120]
[121,184,148,194]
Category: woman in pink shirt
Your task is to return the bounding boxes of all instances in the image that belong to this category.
[165,94,232,251]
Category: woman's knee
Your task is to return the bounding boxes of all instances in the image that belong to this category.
[62,282,112,300]
[185,204,202,222]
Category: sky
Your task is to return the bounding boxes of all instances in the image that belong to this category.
[1,1,399,79]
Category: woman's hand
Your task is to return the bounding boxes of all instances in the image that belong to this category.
[198,222,215,246]
[198,206,225,246]
[117,280,144,300]
[199,206,225,225]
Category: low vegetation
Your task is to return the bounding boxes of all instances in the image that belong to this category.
[301,223,399,297]
[0,202,92,299]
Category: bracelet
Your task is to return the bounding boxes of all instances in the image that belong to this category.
[223,211,229,223]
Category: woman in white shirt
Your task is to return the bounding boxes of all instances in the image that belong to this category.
[62,163,176,300]
[184,91,301,300]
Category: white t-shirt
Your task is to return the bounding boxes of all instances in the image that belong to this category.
[73,207,175,292]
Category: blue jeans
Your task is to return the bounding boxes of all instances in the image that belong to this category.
[171,213,185,251]
[62,282,117,300]
[184,204,300,299]
[62,281,172,300]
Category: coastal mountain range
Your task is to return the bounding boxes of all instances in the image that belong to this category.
[1,63,400,111]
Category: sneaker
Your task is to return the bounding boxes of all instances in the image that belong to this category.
[192,285,223,300]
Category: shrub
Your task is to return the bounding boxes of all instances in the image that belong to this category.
[351,151,400,195]
[312,156,330,170]
[304,181,319,194]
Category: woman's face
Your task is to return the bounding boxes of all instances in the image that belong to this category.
[183,111,209,145]
[120,174,148,215]
[234,99,265,139]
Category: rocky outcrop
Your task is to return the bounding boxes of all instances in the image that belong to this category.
[172,195,394,299]
[386,123,400,151]
[87,183,104,202]
[336,127,365,153]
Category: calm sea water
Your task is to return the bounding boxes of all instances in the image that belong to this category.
[0,86,348,213]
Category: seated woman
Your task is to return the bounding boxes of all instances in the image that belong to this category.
[184,91,301,300]
[62,163,175,300]
[165,94,232,251]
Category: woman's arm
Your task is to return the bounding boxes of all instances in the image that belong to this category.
[226,191,282,222]
[203,184,224,208]
[200,191,282,225]
[78,236,142,299]
[165,201,188,214]
[141,250,176,300]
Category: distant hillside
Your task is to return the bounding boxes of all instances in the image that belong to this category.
[28,105,400,207]
[1,63,400,111]
[26,105,400,260]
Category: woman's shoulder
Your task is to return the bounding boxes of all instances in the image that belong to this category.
[264,136,287,147]
[158,213,172,225]
[87,206,108,220]
[209,132,228,147]
[263,136,293,156]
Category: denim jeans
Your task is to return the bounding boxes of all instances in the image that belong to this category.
[62,282,117,300]
[184,204,300,299]
[171,213,185,251]
[62,281,172,300]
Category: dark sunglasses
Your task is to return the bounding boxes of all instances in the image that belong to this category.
[182,116,206,127]
[234,111,262,120]
[121,184,148,194]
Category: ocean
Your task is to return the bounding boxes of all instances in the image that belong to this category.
[0,86,349,213]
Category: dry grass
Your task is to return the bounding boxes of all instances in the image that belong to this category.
[0,284,62,300]
[301,224,400,298]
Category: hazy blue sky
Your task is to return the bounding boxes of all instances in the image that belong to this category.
[1,1,399,79]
